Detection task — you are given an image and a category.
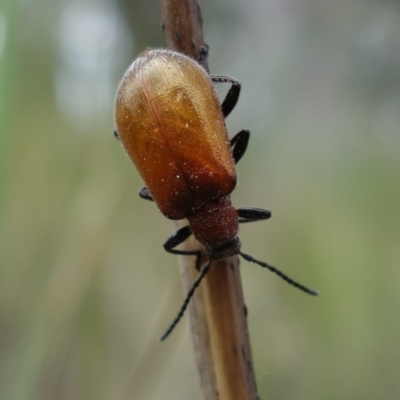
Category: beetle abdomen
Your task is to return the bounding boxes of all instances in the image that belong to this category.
[115,50,236,219]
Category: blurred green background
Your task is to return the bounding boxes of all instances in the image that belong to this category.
[1,0,400,399]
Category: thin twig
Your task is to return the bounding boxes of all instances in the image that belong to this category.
[159,1,260,399]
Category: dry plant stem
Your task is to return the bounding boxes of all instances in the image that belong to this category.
[203,257,259,400]
[161,0,208,68]
[159,1,259,399]
[174,222,218,400]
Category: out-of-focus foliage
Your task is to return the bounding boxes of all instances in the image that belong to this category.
[1,0,400,399]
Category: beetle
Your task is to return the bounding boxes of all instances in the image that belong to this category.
[114,49,318,340]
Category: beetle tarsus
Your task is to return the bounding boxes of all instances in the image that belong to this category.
[198,44,209,64]
[211,75,241,118]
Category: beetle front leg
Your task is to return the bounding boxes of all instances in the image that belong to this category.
[237,207,271,223]
[164,225,203,270]
[114,130,120,140]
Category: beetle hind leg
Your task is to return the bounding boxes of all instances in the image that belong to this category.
[211,75,241,118]
[198,44,209,65]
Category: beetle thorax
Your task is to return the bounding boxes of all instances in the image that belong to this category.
[187,196,240,259]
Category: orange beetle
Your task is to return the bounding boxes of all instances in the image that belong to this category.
[114,49,318,340]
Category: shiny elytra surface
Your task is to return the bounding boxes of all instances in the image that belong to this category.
[115,50,236,219]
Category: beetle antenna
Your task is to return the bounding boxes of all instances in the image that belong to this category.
[239,251,319,296]
[160,259,212,341]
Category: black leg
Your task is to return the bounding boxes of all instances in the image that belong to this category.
[230,129,250,164]
[237,207,271,223]
[198,44,209,65]
[160,259,212,340]
[139,186,154,202]
[164,225,202,270]
[211,75,241,118]
[114,130,120,140]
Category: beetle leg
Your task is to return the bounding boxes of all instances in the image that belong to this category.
[230,129,250,164]
[211,75,241,118]
[237,207,271,223]
[139,186,154,202]
[114,130,120,140]
[198,44,209,65]
[164,225,203,270]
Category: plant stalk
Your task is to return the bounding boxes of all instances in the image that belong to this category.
[159,1,260,399]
